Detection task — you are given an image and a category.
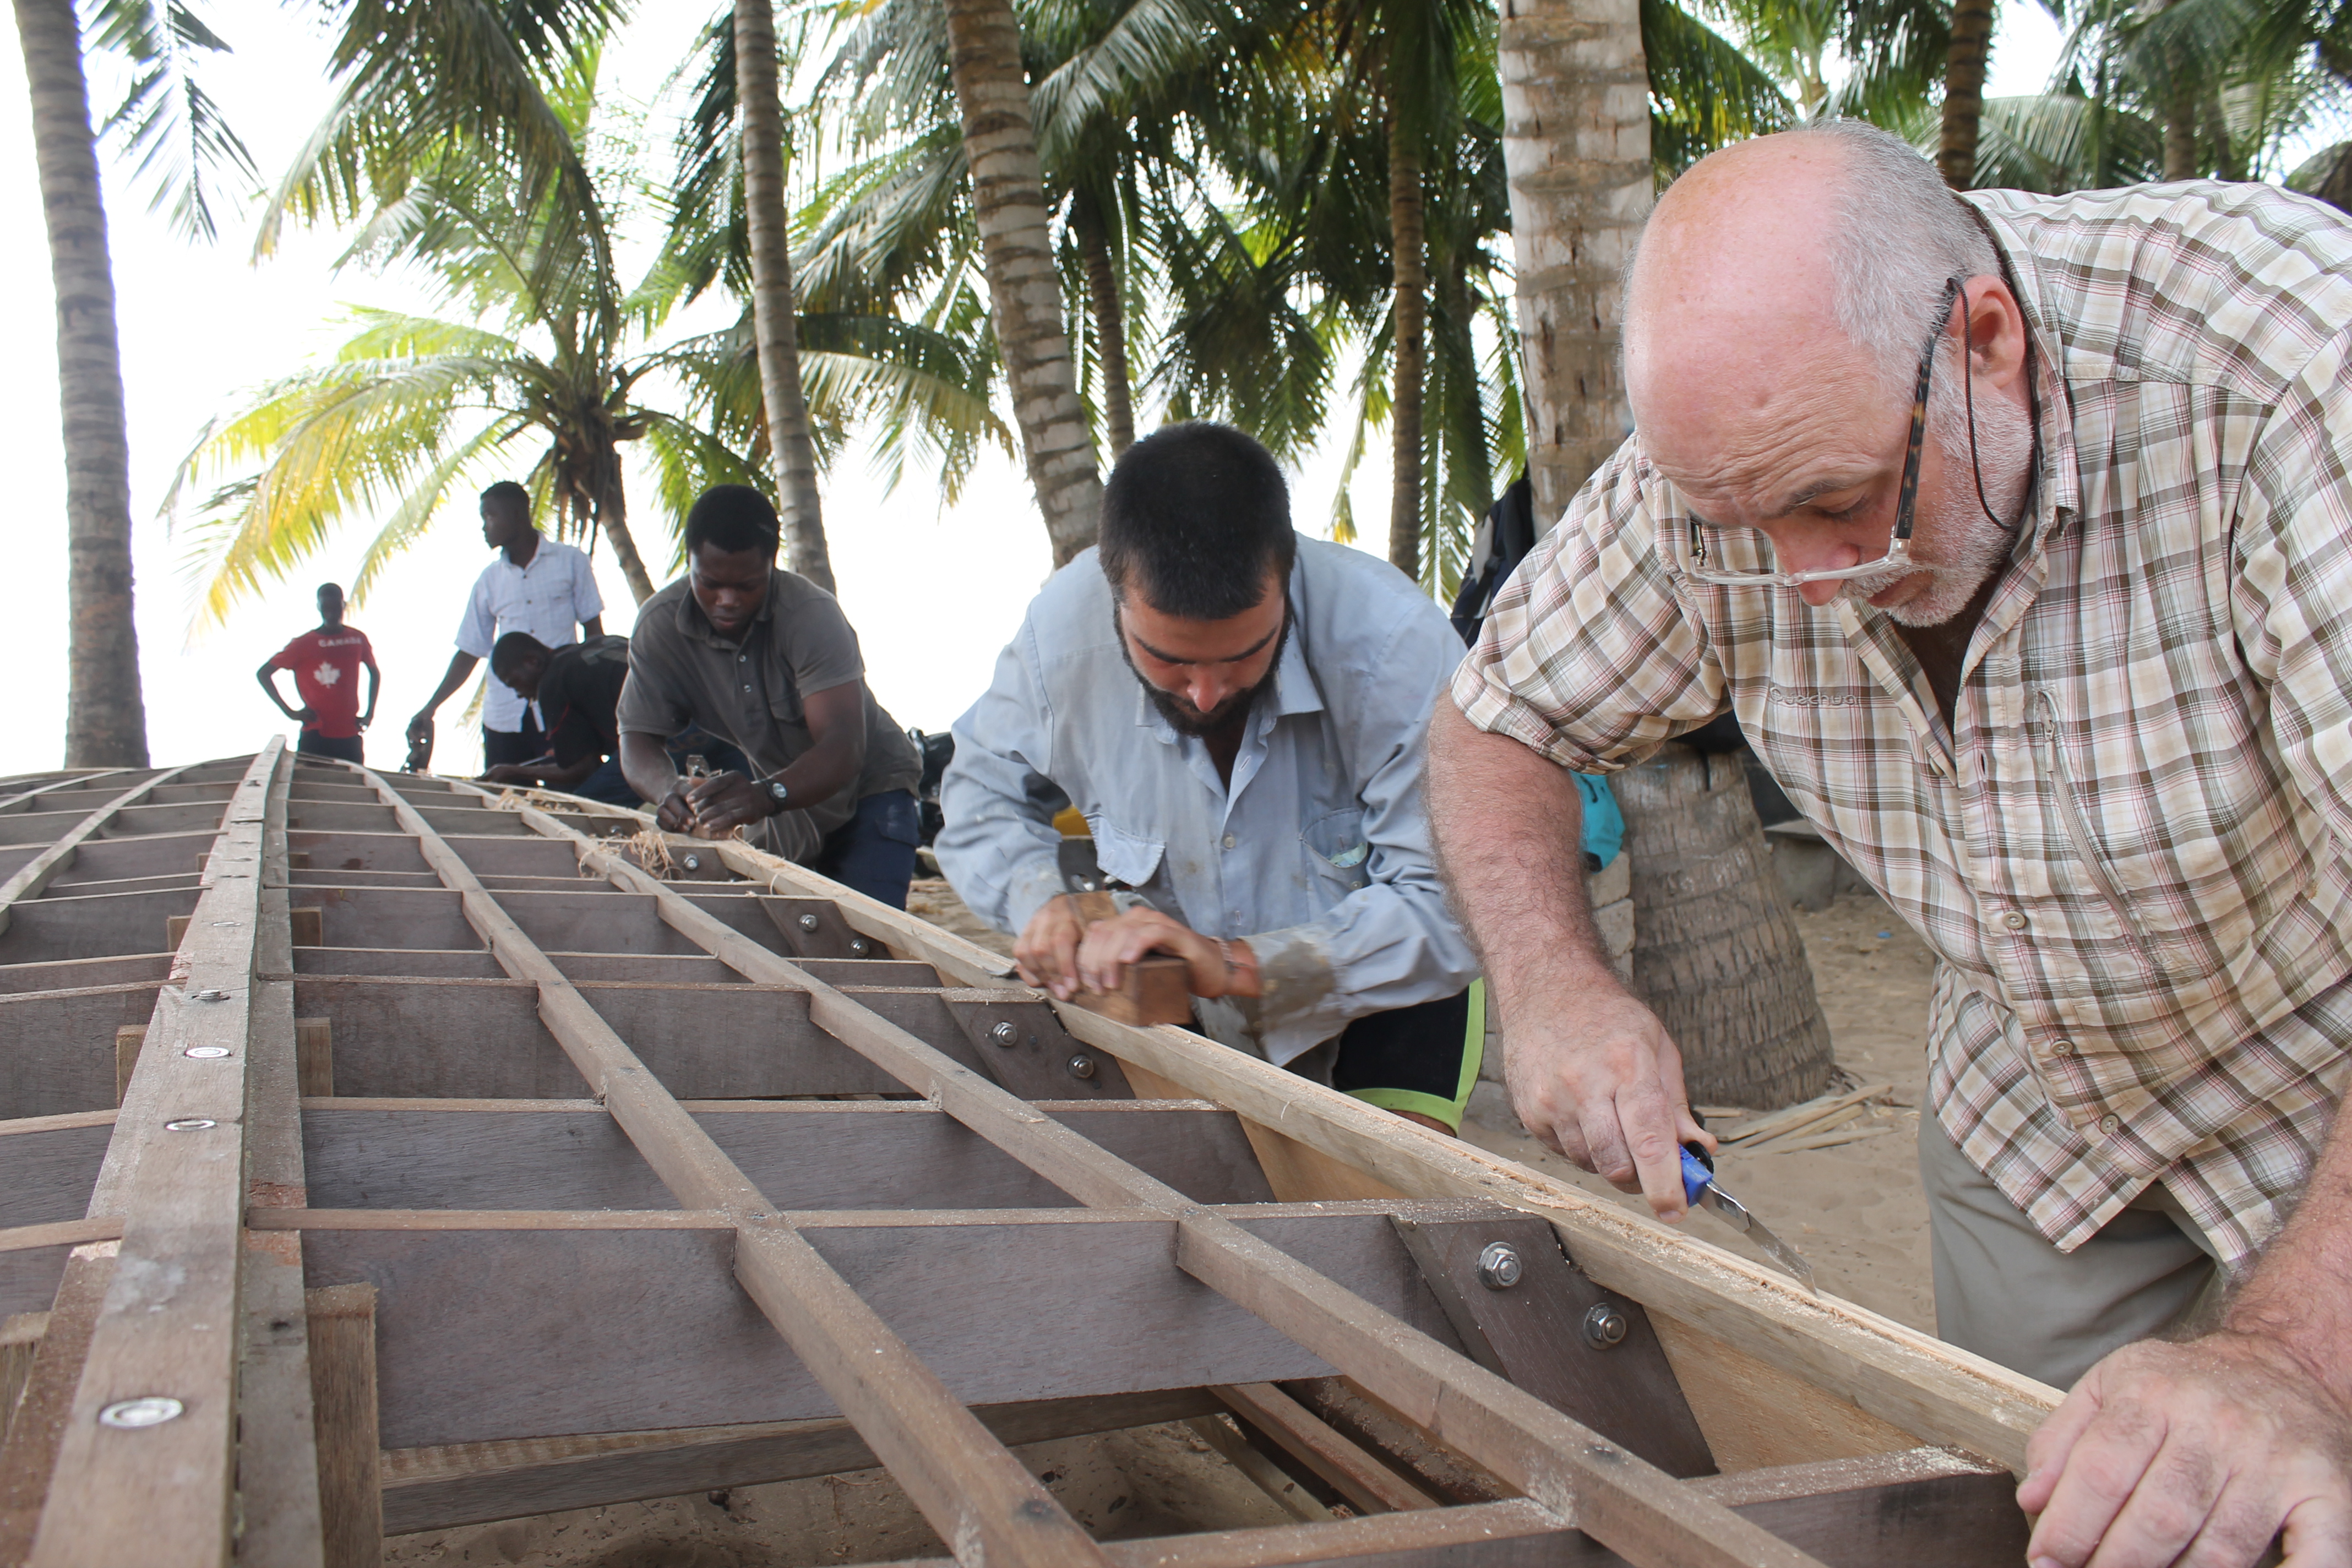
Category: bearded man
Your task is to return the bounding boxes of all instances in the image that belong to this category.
[1430,118,2352,1566]
[939,421,1621,1132]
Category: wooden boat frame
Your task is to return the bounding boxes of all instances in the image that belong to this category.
[0,746,2058,1566]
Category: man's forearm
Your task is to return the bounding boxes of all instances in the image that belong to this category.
[417,652,480,716]
[618,732,678,807]
[1425,700,1614,1000]
[2222,1096,2352,1408]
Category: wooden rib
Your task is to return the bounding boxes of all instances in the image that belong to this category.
[1213,1382,1438,1513]
[351,769,1110,1568]
[0,772,131,817]
[26,742,325,1568]
[496,801,1827,1568]
[704,831,2056,1472]
[0,764,203,935]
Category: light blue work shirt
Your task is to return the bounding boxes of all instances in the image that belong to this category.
[940,536,1500,1067]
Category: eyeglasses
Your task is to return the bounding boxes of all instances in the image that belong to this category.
[1678,276,1966,590]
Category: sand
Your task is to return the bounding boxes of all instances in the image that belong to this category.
[389,878,1943,1564]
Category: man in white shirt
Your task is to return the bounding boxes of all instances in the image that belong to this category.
[405,482,606,769]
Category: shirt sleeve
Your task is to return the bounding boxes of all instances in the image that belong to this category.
[455,572,497,659]
[266,638,301,672]
[1244,606,1483,1058]
[2234,326,2352,851]
[540,669,600,769]
[356,633,377,666]
[779,587,868,699]
[572,547,605,625]
[1450,443,1729,772]
[934,622,1066,937]
[614,628,692,740]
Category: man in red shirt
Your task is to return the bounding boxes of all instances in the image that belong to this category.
[257,584,380,764]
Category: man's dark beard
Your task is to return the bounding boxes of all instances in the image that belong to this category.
[1114,602,1293,738]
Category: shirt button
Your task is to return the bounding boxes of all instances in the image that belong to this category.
[2052,1039,2075,1057]
[2098,1113,2120,1135]
[2001,910,2029,931]
[1222,834,1237,849]
[742,684,752,693]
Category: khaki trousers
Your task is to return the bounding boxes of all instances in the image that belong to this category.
[1920,1115,2224,1389]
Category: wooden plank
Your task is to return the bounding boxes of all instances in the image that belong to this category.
[0,1246,115,1563]
[293,1099,1272,1212]
[510,805,1829,1568]
[307,1285,381,1568]
[297,1018,333,1098]
[703,829,2057,1472]
[1215,1382,1439,1513]
[379,1389,1218,1536]
[296,1206,1458,1449]
[29,744,322,1568]
[170,908,320,950]
[0,954,172,996]
[0,772,133,817]
[0,1315,44,1443]
[1389,1212,1714,1479]
[1,888,202,966]
[352,771,1115,1568]
[0,1117,111,1231]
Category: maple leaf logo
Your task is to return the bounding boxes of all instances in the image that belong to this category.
[313,663,342,687]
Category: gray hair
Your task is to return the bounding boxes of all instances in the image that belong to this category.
[1810,119,2001,395]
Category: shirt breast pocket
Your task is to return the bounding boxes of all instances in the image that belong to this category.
[1092,820,1166,890]
[1303,808,1371,894]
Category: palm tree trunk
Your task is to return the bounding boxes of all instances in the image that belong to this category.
[1938,0,1997,188]
[1435,254,1491,529]
[941,0,1103,565]
[18,0,148,767]
[2162,96,2196,179]
[1387,99,1429,585]
[734,0,834,592]
[2203,94,2241,181]
[1495,0,1653,533]
[587,445,656,606]
[1071,190,1135,459]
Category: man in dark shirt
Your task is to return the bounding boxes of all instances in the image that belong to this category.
[616,485,925,908]
[482,633,638,805]
[257,584,379,764]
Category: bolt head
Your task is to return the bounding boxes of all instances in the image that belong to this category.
[848,938,869,956]
[184,1046,232,1060]
[1582,1302,1630,1350]
[163,1119,215,1132]
[99,1397,183,1429]
[190,989,230,1003]
[1476,1241,1523,1290]
[990,1022,1019,1046]
[683,855,700,871]
[1066,1053,1098,1080]
[798,913,821,931]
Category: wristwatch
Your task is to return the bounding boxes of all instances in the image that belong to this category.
[763,780,790,814]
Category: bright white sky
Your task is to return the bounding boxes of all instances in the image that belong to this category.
[0,2,2079,776]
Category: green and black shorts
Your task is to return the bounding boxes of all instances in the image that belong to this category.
[1289,982,1485,1131]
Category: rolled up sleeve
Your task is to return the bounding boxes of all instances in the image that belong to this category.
[1452,445,1727,773]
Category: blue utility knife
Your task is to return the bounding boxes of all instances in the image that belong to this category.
[1680,1144,1817,1292]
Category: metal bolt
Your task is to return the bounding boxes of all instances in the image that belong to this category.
[683,855,701,872]
[164,1119,215,1132]
[190,989,230,1003]
[798,913,820,932]
[184,1046,231,1060]
[1582,1302,1630,1350]
[1476,1242,1524,1290]
[990,1022,1019,1047]
[1066,1053,1098,1081]
[99,1397,183,1429]
[848,938,870,957]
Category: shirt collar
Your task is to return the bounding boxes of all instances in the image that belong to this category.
[1962,196,2081,559]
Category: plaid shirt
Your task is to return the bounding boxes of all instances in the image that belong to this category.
[1456,182,2352,1270]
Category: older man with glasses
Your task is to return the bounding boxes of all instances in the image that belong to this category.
[1431,117,2352,1567]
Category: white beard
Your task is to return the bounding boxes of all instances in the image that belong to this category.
[1845,362,2035,628]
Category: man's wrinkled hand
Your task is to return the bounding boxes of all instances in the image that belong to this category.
[654,780,695,835]
[1013,895,1090,1000]
[2019,1333,2352,1568]
[1075,907,1232,999]
[1501,978,1711,1222]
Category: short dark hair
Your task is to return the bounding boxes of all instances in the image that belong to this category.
[315,582,344,600]
[489,631,549,678]
[481,480,530,513]
[685,484,781,559]
[1099,422,1293,620]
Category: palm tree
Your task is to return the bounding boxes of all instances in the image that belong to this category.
[940,0,1104,566]
[170,61,754,618]
[1940,0,1997,185]
[732,0,834,590]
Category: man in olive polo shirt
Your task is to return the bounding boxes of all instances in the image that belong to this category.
[616,485,925,908]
